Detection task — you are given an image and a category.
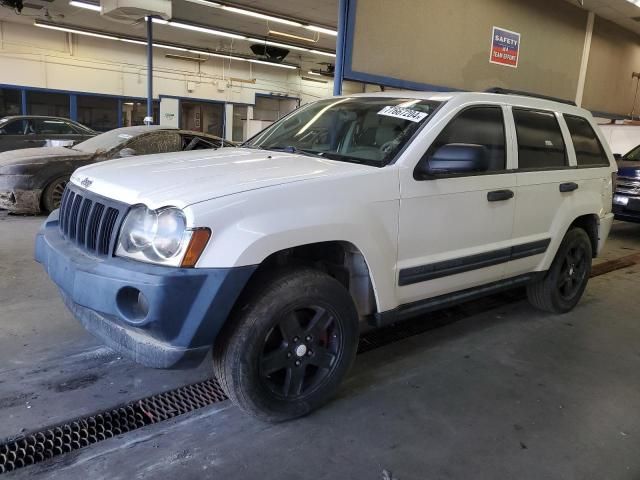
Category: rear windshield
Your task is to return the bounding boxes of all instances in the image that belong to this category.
[244,97,443,167]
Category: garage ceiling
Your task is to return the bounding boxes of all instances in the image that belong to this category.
[0,0,338,68]
[567,0,640,35]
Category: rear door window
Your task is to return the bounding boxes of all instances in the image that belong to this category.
[563,115,609,167]
[33,119,77,135]
[513,109,567,169]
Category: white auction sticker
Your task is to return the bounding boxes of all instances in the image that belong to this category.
[377,106,428,123]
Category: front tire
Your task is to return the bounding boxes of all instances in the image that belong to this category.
[41,176,69,213]
[527,228,592,314]
[213,268,359,422]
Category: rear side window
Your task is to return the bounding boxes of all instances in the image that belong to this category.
[425,106,506,172]
[1,119,26,135]
[33,119,77,135]
[563,115,609,167]
[513,109,566,169]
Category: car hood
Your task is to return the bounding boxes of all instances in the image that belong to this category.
[617,160,640,177]
[0,147,92,168]
[71,147,376,209]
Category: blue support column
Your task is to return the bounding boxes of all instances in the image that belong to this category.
[333,0,349,96]
[146,17,154,124]
[69,94,78,121]
[117,99,123,127]
[20,90,27,115]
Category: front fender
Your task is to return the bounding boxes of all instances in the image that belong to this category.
[189,169,400,311]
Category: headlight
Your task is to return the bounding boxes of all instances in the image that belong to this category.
[116,205,209,267]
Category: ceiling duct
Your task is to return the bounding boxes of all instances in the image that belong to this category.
[250,44,289,62]
[101,0,171,23]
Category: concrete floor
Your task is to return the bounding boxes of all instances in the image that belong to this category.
[1,211,640,479]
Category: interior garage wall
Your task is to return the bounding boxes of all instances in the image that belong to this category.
[0,21,355,108]
[582,16,640,117]
[349,0,587,101]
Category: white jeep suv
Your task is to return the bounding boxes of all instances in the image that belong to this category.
[35,91,616,421]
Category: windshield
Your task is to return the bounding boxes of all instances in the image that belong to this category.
[244,97,442,166]
[73,128,141,153]
[623,145,640,161]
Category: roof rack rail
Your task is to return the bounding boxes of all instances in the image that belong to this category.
[484,87,577,107]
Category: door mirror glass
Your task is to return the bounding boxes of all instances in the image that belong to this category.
[418,143,489,177]
[118,148,137,158]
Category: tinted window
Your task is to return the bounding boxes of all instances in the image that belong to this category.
[0,119,26,135]
[514,109,566,169]
[33,119,77,135]
[424,106,506,172]
[563,115,608,166]
[623,144,640,161]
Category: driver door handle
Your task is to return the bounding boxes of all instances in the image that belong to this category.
[559,182,579,193]
[487,189,514,202]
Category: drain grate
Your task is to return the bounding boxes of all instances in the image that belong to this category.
[0,380,227,474]
[1,251,638,474]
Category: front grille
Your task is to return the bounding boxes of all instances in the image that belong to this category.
[616,176,640,197]
[58,183,129,256]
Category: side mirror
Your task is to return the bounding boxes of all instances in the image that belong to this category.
[118,148,137,158]
[416,143,489,178]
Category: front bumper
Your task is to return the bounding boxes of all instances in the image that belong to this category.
[35,211,256,368]
[0,188,41,213]
[613,202,640,224]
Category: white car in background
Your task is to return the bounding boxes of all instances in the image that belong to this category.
[35,90,616,421]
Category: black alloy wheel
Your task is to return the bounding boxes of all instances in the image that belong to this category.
[259,305,343,399]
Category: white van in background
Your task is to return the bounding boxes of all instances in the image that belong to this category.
[597,122,640,157]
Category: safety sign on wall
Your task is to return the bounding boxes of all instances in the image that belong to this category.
[490,26,520,68]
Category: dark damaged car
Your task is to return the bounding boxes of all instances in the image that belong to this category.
[0,126,235,214]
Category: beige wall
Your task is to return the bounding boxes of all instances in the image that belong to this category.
[0,21,362,108]
[350,0,588,100]
[582,17,640,116]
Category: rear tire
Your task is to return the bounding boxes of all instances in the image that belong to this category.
[41,176,69,213]
[213,268,359,422]
[527,228,592,314]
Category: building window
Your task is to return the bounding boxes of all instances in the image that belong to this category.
[26,91,70,117]
[233,105,247,142]
[0,88,21,117]
[122,100,160,126]
[180,101,224,137]
[78,96,118,132]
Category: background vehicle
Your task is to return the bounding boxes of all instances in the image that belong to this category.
[612,143,640,223]
[0,126,234,214]
[35,92,616,421]
[0,116,96,152]
[597,123,640,158]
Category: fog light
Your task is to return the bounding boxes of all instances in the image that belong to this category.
[116,287,149,323]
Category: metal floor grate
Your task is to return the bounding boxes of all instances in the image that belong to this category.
[1,252,638,474]
[0,380,227,474]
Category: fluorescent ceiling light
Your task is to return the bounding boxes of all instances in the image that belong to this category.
[35,22,117,39]
[34,21,299,70]
[167,20,246,39]
[184,0,222,6]
[69,0,101,11]
[625,0,640,5]
[120,38,147,45]
[221,5,302,27]
[309,49,336,58]
[304,25,337,36]
[268,30,317,43]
